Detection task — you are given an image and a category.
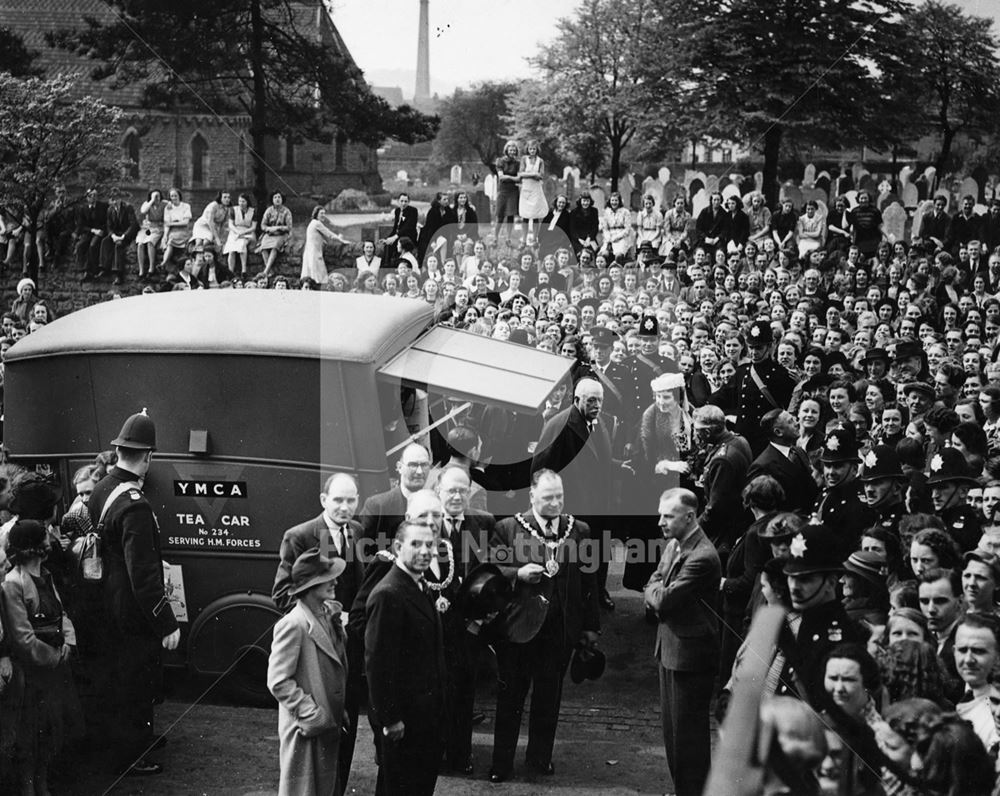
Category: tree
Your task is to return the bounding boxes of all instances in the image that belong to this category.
[889,0,1000,175]
[520,0,682,187]
[431,82,517,171]
[51,0,437,207]
[664,0,908,205]
[507,80,603,181]
[0,26,41,77]
[0,73,123,246]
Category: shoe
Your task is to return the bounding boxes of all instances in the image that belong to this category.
[488,769,509,784]
[124,759,162,776]
[527,760,555,776]
[600,590,616,611]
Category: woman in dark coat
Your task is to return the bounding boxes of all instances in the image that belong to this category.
[539,194,573,256]
[568,194,599,256]
[417,192,456,264]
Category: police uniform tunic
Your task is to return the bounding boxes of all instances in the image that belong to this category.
[872,500,906,538]
[775,599,867,707]
[812,482,876,556]
[940,504,981,553]
[88,465,178,768]
[734,357,795,456]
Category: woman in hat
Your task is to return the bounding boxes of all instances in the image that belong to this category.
[1,519,81,796]
[639,372,693,490]
[267,548,348,796]
[841,551,890,630]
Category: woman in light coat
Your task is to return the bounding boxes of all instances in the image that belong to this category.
[267,548,348,796]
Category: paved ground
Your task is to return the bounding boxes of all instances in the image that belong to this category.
[54,559,715,795]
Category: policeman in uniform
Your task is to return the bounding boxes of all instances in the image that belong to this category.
[812,427,876,557]
[857,445,908,537]
[772,524,867,707]
[734,321,795,457]
[927,448,982,553]
[634,315,678,377]
[89,409,179,777]
[586,326,631,452]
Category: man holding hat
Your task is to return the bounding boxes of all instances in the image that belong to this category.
[928,448,982,553]
[858,445,909,537]
[88,409,179,777]
[267,549,348,796]
[811,426,875,555]
[772,524,867,707]
[734,320,795,456]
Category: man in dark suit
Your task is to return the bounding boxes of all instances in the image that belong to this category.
[75,187,108,279]
[272,472,366,795]
[382,192,419,251]
[644,487,720,796]
[365,520,447,796]
[747,408,818,515]
[100,191,138,284]
[918,194,951,252]
[950,194,982,254]
[434,466,493,774]
[693,404,752,555]
[532,377,618,610]
[812,426,876,557]
[734,321,796,456]
[359,442,431,548]
[487,469,600,782]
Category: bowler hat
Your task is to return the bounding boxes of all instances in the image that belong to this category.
[893,340,924,363]
[858,446,906,482]
[569,644,606,684]
[820,427,860,464]
[926,448,979,486]
[455,563,512,621]
[111,408,157,451]
[783,524,845,576]
[746,320,773,346]
[843,550,889,588]
[825,351,851,373]
[288,548,346,598]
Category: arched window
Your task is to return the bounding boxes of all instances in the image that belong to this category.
[123,129,141,180]
[191,133,209,186]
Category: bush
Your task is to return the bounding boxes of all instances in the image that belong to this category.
[328,188,378,212]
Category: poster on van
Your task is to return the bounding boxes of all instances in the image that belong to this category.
[162,561,189,622]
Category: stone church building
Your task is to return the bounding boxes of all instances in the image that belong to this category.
[1,0,382,205]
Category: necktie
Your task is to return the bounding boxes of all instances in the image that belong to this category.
[332,525,344,556]
[545,519,557,538]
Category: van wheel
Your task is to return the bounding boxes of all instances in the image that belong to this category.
[222,644,275,707]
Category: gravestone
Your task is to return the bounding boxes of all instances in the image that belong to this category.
[852,163,870,188]
[590,183,606,211]
[960,176,980,202]
[858,173,878,196]
[450,165,462,185]
[396,169,408,181]
[705,174,721,196]
[754,172,765,195]
[658,167,672,189]
[685,170,708,198]
[911,199,935,242]
[779,181,803,210]
[899,165,919,210]
[691,187,709,218]
[844,190,859,209]
[643,176,664,210]
[722,174,743,203]
[663,179,685,207]
[882,202,907,243]
[805,170,830,206]
[833,167,852,199]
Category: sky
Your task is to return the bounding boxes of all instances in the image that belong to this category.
[331,0,579,96]
[332,0,1000,99]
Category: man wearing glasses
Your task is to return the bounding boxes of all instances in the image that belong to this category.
[359,443,431,550]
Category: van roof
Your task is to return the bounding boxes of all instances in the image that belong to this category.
[8,291,435,364]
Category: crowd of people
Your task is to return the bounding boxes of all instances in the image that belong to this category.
[5,153,1000,796]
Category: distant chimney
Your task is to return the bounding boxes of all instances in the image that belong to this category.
[415,0,430,101]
